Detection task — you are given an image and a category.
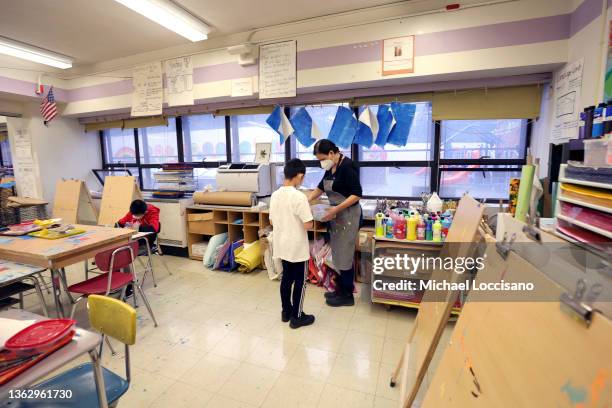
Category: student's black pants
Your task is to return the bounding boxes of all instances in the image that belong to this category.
[138,225,157,247]
[338,267,355,297]
[280,260,307,319]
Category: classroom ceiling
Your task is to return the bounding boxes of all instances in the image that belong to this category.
[0,0,401,68]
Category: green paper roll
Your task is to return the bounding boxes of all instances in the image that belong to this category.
[514,164,535,222]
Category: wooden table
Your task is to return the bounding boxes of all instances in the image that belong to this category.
[0,309,107,407]
[0,225,133,317]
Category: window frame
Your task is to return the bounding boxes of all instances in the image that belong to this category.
[98,105,532,202]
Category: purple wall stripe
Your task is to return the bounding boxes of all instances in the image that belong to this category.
[609,0,612,9]
[298,41,381,70]
[416,14,571,56]
[193,62,257,83]
[0,75,42,99]
[67,79,132,102]
[570,0,603,37]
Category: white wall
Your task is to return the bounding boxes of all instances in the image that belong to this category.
[7,103,101,206]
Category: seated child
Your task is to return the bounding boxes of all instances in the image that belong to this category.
[117,199,160,246]
[269,159,315,329]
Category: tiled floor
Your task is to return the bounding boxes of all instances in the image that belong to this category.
[17,255,455,408]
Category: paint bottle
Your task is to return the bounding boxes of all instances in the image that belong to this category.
[441,217,451,241]
[393,216,406,240]
[375,213,385,237]
[385,218,394,239]
[605,100,612,135]
[578,111,587,139]
[407,216,418,241]
[592,103,607,138]
[425,219,433,241]
[432,219,442,242]
[416,216,425,240]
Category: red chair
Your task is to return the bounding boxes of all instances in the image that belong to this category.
[67,241,158,327]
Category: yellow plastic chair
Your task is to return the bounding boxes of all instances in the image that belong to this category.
[7,295,137,408]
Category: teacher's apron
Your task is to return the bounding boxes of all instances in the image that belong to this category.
[323,178,361,271]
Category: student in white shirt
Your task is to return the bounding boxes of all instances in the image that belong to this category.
[269,159,315,329]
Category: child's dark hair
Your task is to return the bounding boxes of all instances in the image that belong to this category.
[313,139,339,156]
[130,199,148,216]
[284,158,306,179]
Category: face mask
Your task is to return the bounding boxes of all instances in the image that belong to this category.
[320,159,334,171]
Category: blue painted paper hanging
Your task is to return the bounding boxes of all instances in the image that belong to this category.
[387,102,416,146]
[354,107,379,148]
[266,105,294,144]
[374,104,395,146]
[289,107,317,147]
[327,106,358,149]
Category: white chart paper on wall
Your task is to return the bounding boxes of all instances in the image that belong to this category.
[551,58,583,144]
[164,57,194,107]
[259,41,296,99]
[12,128,42,199]
[131,62,163,117]
[231,77,253,97]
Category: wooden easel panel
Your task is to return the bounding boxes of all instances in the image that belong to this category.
[53,179,98,224]
[97,176,142,226]
[422,245,612,407]
[399,195,485,407]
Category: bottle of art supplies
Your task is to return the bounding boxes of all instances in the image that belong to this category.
[441,217,451,241]
[592,103,607,138]
[393,216,406,240]
[432,219,442,242]
[407,216,418,240]
[605,100,612,135]
[416,216,425,240]
[578,110,587,139]
[385,218,394,239]
[375,213,385,237]
[425,219,433,241]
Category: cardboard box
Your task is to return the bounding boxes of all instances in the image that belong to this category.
[188,212,215,235]
[188,212,213,222]
[191,242,208,257]
[357,227,375,253]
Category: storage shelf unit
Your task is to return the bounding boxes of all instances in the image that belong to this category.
[555,164,612,245]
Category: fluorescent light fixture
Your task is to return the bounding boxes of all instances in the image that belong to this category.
[0,36,73,69]
[113,0,210,42]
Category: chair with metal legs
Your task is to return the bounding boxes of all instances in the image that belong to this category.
[0,275,48,317]
[135,222,172,289]
[64,241,158,328]
[13,295,137,408]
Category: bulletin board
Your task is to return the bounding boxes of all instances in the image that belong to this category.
[422,244,612,407]
[52,179,98,225]
[397,195,485,408]
[97,176,142,226]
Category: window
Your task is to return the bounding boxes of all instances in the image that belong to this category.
[438,119,528,200]
[183,115,226,163]
[138,121,178,164]
[362,167,430,198]
[440,119,527,160]
[230,114,284,163]
[291,104,352,159]
[103,128,135,164]
[359,103,433,161]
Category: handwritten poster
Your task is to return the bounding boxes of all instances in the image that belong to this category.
[382,36,415,76]
[551,58,583,144]
[131,62,163,117]
[12,127,42,199]
[259,41,296,99]
[231,77,253,97]
[164,57,194,107]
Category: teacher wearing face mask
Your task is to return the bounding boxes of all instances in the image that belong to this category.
[308,140,362,307]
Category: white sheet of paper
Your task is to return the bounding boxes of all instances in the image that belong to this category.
[131,62,163,116]
[280,110,294,141]
[164,57,194,107]
[259,41,297,99]
[359,107,379,136]
[551,58,583,144]
[231,77,254,97]
[312,120,322,140]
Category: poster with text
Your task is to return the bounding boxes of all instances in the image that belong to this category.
[131,62,163,117]
[259,41,296,99]
[382,36,415,76]
[164,57,194,107]
[551,58,583,144]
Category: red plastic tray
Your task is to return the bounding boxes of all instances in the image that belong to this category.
[4,319,76,352]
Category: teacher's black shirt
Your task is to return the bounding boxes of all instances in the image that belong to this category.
[317,156,362,199]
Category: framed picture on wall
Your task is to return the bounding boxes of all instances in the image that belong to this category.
[382,35,415,76]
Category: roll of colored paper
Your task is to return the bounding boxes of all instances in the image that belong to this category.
[514,164,535,222]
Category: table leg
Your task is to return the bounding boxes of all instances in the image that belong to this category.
[50,268,65,318]
[89,349,108,408]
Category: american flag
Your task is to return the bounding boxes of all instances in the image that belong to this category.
[40,87,58,125]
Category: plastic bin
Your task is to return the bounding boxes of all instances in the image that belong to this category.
[584,137,612,167]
